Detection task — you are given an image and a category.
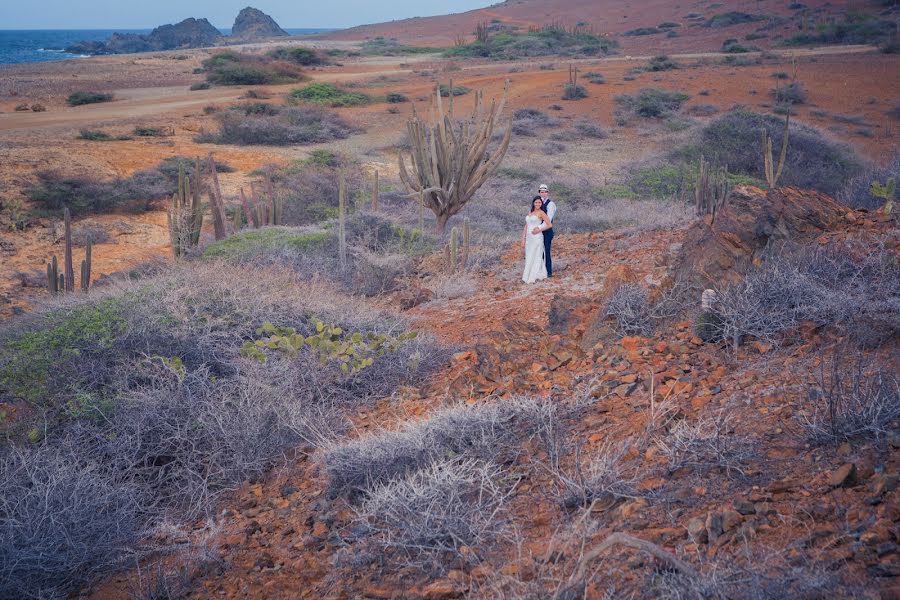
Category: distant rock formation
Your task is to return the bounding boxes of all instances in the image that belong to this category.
[66,17,223,55]
[232,7,289,39]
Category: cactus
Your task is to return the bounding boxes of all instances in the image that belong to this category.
[338,173,347,270]
[63,207,74,292]
[449,226,459,273]
[47,224,91,294]
[372,170,379,211]
[694,154,731,223]
[475,21,489,44]
[232,206,242,232]
[871,177,895,216]
[47,255,58,294]
[763,61,795,189]
[80,240,91,292]
[418,189,425,232]
[461,218,470,268]
[167,163,204,257]
[398,80,512,233]
[206,154,228,241]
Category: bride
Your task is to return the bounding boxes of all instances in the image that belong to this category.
[522,195,551,284]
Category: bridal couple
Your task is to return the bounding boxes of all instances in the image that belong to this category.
[522,183,556,284]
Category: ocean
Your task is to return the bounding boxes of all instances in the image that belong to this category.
[0,29,334,65]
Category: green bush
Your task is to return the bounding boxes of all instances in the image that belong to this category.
[706,12,763,28]
[268,46,326,65]
[203,228,329,260]
[0,299,127,406]
[444,28,616,59]
[196,106,358,146]
[288,83,375,107]
[202,52,305,86]
[66,92,113,106]
[77,129,113,141]
[624,27,661,36]
[361,37,444,56]
[669,108,863,196]
[438,84,470,97]
[386,91,408,103]
[562,84,587,100]
[771,82,807,105]
[616,88,690,119]
[779,12,894,46]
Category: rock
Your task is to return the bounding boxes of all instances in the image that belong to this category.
[721,510,743,532]
[829,463,857,488]
[232,6,289,39]
[67,17,223,54]
[672,186,847,290]
[422,580,463,599]
[687,517,708,543]
[705,512,724,541]
[398,285,434,309]
[620,336,645,351]
[548,295,581,335]
[312,521,329,537]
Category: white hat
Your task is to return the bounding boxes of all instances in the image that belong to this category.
[538,184,549,191]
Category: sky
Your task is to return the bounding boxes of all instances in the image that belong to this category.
[0,0,495,29]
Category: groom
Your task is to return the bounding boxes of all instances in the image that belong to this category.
[536,184,556,277]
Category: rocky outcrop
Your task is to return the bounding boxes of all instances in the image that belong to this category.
[671,185,849,290]
[232,7,289,39]
[66,17,223,55]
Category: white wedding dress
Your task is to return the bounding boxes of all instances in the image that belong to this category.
[522,214,548,284]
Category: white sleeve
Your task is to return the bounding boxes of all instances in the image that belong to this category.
[546,200,557,223]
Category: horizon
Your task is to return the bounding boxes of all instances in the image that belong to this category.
[0,1,494,30]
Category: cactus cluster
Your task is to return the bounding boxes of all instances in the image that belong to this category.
[443,218,470,273]
[238,175,284,230]
[166,159,204,257]
[694,154,731,223]
[47,207,91,294]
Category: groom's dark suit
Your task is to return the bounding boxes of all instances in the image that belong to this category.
[541,198,556,277]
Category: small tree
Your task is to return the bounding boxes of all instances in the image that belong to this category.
[398,80,512,233]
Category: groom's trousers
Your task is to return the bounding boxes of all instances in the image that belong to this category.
[543,229,554,277]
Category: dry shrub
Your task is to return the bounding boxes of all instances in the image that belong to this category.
[655,411,754,477]
[422,272,479,300]
[197,106,357,146]
[797,352,899,445]
[558,440,641,509]
[605,283,686,336]
[355,459,510,571]
[323,397,557,498]
[0,261,445,598]
[710,239,899,349]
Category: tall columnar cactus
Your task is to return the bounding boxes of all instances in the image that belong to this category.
[239,187,257,228]
[47,255,59,295]
[63,207,74,292]
[338,173,347,270]
[475,21,489,44]
[418,189,425,232]
[206,153,228,240]
[80,240,91,292]
[449,226,459,273]
[461,218,470,268]
[166,163,204,257]
[398,80,512,233]
[762,111,789,189]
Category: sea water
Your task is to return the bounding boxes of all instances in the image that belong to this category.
[0,29,332,65]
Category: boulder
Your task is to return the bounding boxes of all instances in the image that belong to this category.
[232,7,289,39]
[672,186,847,290]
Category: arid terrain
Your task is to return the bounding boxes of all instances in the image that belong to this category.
[0,0,898,598]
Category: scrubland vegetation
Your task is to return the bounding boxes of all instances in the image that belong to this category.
[2,23,899,599]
